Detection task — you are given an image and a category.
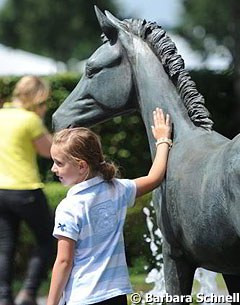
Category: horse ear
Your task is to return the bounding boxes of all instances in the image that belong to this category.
[105,10,123,27]
[105,10,129,33]
[94,6,118,43]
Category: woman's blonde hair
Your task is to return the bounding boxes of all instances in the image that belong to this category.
[12,76,50,110]
[53,127,119,181]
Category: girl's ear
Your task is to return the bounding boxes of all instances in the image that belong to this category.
[79,160,89,172]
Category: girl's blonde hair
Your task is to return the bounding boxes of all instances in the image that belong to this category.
[53,127,119,181]
[12,76,50,110]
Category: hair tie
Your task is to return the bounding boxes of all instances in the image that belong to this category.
[100,160,106,166]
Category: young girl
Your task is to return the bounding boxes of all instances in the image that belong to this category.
[47,107,172,305]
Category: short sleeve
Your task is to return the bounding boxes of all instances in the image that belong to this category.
[53,199,80,241]
[120,179,137,208]
[26,112,48,140]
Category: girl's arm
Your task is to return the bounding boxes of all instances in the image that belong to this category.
[134,107,172,197]
[47,236,76,305]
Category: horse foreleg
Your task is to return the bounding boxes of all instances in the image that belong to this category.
[222,274,240,304]
[163,240,195,305]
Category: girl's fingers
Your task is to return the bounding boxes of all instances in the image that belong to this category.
[155,108,162,124]
[157,108,164,123]
[153,108,162,127]
[153,108,168,127]
[153,110,158,127]
[165,114,170,126]
[152,108,172,137]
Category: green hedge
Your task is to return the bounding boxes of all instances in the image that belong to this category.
[190,70,236,138]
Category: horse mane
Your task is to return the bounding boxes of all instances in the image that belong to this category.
[123,18,214,130]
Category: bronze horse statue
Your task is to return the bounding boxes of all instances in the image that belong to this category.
[53,7,240,304]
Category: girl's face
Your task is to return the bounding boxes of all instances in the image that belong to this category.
[51,144,88,186]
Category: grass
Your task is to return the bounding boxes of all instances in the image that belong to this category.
[130,272,154,293]
[128,256,155,292]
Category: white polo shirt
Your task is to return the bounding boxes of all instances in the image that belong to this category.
[53,176,137,305]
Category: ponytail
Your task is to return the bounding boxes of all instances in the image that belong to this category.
[98,161,119,181]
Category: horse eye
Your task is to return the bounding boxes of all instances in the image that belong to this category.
[86,67,93,78]
[85,66,101,78]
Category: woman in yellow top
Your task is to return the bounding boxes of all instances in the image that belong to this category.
[0,76,53,305]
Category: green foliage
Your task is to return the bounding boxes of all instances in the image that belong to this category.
[176,0,240,133]
[44,73,79,132]
[0,0,118,61]
[125,193,153,268]
[176,0,234,55]
[0,75,19,100]
[44,182,69,209]
[190,70,237,138]
[92,115,151,179]
[175,0,240,83]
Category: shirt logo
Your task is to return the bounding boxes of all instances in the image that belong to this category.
[57,223,66,231]
[90,200,117,236]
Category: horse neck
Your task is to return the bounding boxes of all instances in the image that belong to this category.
[129,38,198,143]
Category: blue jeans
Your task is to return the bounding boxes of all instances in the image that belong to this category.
[0,189,54,303]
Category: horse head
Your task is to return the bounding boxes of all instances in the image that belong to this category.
[53,7,213,139]
[53,7,138,131]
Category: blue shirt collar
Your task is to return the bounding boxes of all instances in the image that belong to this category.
[67,176,104,197]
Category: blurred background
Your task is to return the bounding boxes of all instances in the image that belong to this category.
[0,0,239,136]
[1,0,184,75]
[0,0,233,73]
[0,0,239,296]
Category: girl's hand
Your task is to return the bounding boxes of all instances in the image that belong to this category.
[134,107,172,197]
[151,108,172,140]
